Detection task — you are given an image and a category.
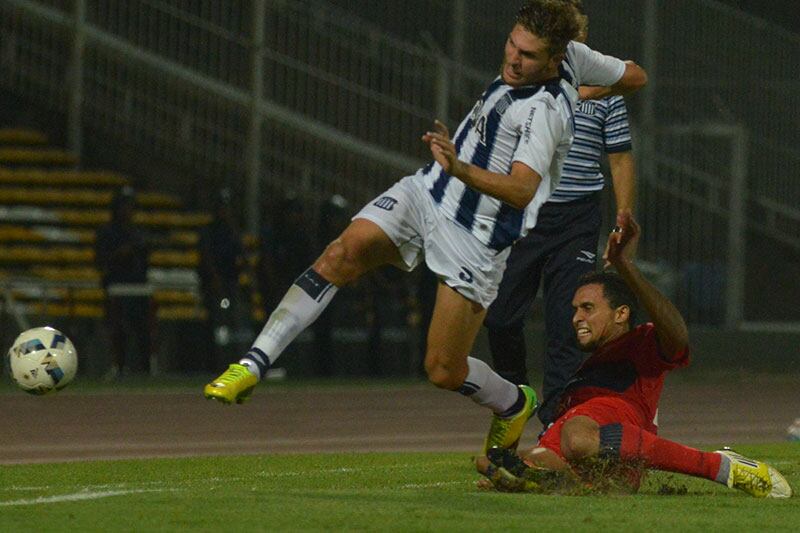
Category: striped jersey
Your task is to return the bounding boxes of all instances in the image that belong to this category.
[416,41,625,251]
[549,95,632,203]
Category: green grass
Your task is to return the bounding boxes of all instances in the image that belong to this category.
[1,445,798,532]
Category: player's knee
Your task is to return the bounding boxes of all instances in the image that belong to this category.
[561,419,600,461]
[316,239,362,285]
[424,356,464,391]
[561,431,597,461]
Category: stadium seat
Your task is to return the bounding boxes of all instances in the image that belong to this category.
[0,125,244,326]
[0,224,95,244]
[0,168,128,187]
[0,147,78,167]
[0,128,48,145]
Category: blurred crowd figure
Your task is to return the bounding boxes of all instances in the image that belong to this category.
[310,194,349,376]
[259,194,313,316]
[95,186,156,380]
[197,188,250,372]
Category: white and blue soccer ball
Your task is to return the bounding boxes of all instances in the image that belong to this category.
[7,327,78,395]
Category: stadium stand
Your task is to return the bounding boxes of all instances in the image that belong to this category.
[0,127,219,323]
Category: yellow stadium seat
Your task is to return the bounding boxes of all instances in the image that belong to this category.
[0,148,78,166]
[0,168,128,187]
[0,128,48,145]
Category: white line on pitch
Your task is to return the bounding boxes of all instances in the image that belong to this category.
[398,481,465,489]
[0,488,171,507]
[5,460,458,493]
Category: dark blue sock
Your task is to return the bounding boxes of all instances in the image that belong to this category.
[241,347,271,377]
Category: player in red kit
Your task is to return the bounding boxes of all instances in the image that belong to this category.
[476,213,792,498]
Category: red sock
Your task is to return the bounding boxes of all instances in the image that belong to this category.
[600,423,721,481]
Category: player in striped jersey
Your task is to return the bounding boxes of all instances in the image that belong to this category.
[205,0,647,454]
[484,2,639,429]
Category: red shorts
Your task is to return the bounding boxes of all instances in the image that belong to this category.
[537,396,645,459]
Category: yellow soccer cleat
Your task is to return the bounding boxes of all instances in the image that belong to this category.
[483,385,538,455]
[204,364,258,404]
[716,449,793,498]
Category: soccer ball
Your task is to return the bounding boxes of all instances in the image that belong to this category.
[6,327,78,395]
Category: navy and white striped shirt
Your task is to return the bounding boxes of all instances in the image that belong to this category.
[420,77,577,252]
[416,41,626,251]
[549,96,632,203]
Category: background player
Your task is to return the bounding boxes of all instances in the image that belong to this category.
[477,213,792,498]
[205,0,646,453]
[484,0,637,428]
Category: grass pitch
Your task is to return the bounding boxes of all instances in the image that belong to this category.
[1,445,797,532]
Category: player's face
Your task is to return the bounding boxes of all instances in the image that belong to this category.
[501,25,562,87]
[571,283,628,351]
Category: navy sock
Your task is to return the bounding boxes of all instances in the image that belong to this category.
[497,387,526,418]
[599,423,624,457]
[240,347,271,378]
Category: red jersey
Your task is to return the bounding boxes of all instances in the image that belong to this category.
[556,323,689,433]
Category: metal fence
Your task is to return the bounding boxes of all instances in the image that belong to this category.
[1,0,798,325]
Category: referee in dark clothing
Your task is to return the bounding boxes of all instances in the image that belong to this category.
[484,89,636,427]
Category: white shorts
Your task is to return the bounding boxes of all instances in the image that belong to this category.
[353,175,510,308]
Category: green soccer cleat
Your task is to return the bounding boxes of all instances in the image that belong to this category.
[483,385,538,455]
[716,448,793,498]
[204,364,258,404]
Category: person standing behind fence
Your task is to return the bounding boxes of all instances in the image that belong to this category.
[311,194,351,376]
[198,188,245,372]
[484,1,637,428]
[95,186,155,380]
[259,194,314,317]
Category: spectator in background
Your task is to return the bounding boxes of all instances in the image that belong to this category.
[312,194,351,376]
[198,188,245,372]
[258,194,314,375]
[95,186,155,380]
[260,194,313,315]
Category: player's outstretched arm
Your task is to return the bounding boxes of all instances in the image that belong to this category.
[602,150,637,268]
[422,120,541,209]
[605,213,689,359]
[579,61,648,101]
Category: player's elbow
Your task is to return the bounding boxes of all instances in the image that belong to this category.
[613,62,648,94]
[659,327,690,362]
[509,177,538,210]
[667,333,690,361]
[507,164,540,209]
[509,190,535,210]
